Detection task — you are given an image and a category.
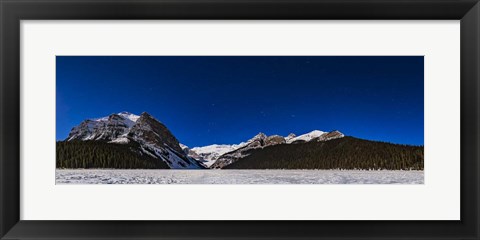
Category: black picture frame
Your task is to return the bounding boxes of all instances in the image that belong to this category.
[1,0,479,239]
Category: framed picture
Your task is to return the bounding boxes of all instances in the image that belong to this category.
[1,0,479,239]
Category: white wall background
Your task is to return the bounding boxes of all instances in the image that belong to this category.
[21,20,460,220]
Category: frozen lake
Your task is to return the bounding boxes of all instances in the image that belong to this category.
[56,169,424,184]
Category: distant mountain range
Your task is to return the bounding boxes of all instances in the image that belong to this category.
[56,112,423,170]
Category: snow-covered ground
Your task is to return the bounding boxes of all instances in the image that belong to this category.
[56,169,424,184]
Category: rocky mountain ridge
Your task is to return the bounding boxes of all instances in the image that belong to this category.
[65,112,203,169]
[61,111,422,170]
[207,130,344,168]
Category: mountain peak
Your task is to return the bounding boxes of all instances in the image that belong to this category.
[130,113,184,155]
[308,130,326,135]
[286,130,325,143]
[285,133,296,141]
[117,112,140,123]
[140,111,152,117]
[139,111,162,122]
[318,130,345,141]
[251,132,267,140]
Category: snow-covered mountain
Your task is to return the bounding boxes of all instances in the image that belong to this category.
[284,133,297,142]
[66,112,203,169]
[191,130,345,169]
[64,111,345,169]
[287,130,344,143]
[188,144,247,167]
[286,130,325,143]
[66,111,137,142]
[181,133,290,168]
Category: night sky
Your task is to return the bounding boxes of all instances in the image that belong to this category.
[56,56,424,147]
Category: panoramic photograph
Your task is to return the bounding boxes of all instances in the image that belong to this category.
[56,56,424,184]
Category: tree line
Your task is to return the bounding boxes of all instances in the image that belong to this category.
[224,137,424,170]
[56,140,170,169]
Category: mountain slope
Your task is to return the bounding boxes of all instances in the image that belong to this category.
[188,144,246,167]
[224,136,424,170]
[209,130,345,169]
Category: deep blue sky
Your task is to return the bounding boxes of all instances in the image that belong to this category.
[56,56,424,147]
